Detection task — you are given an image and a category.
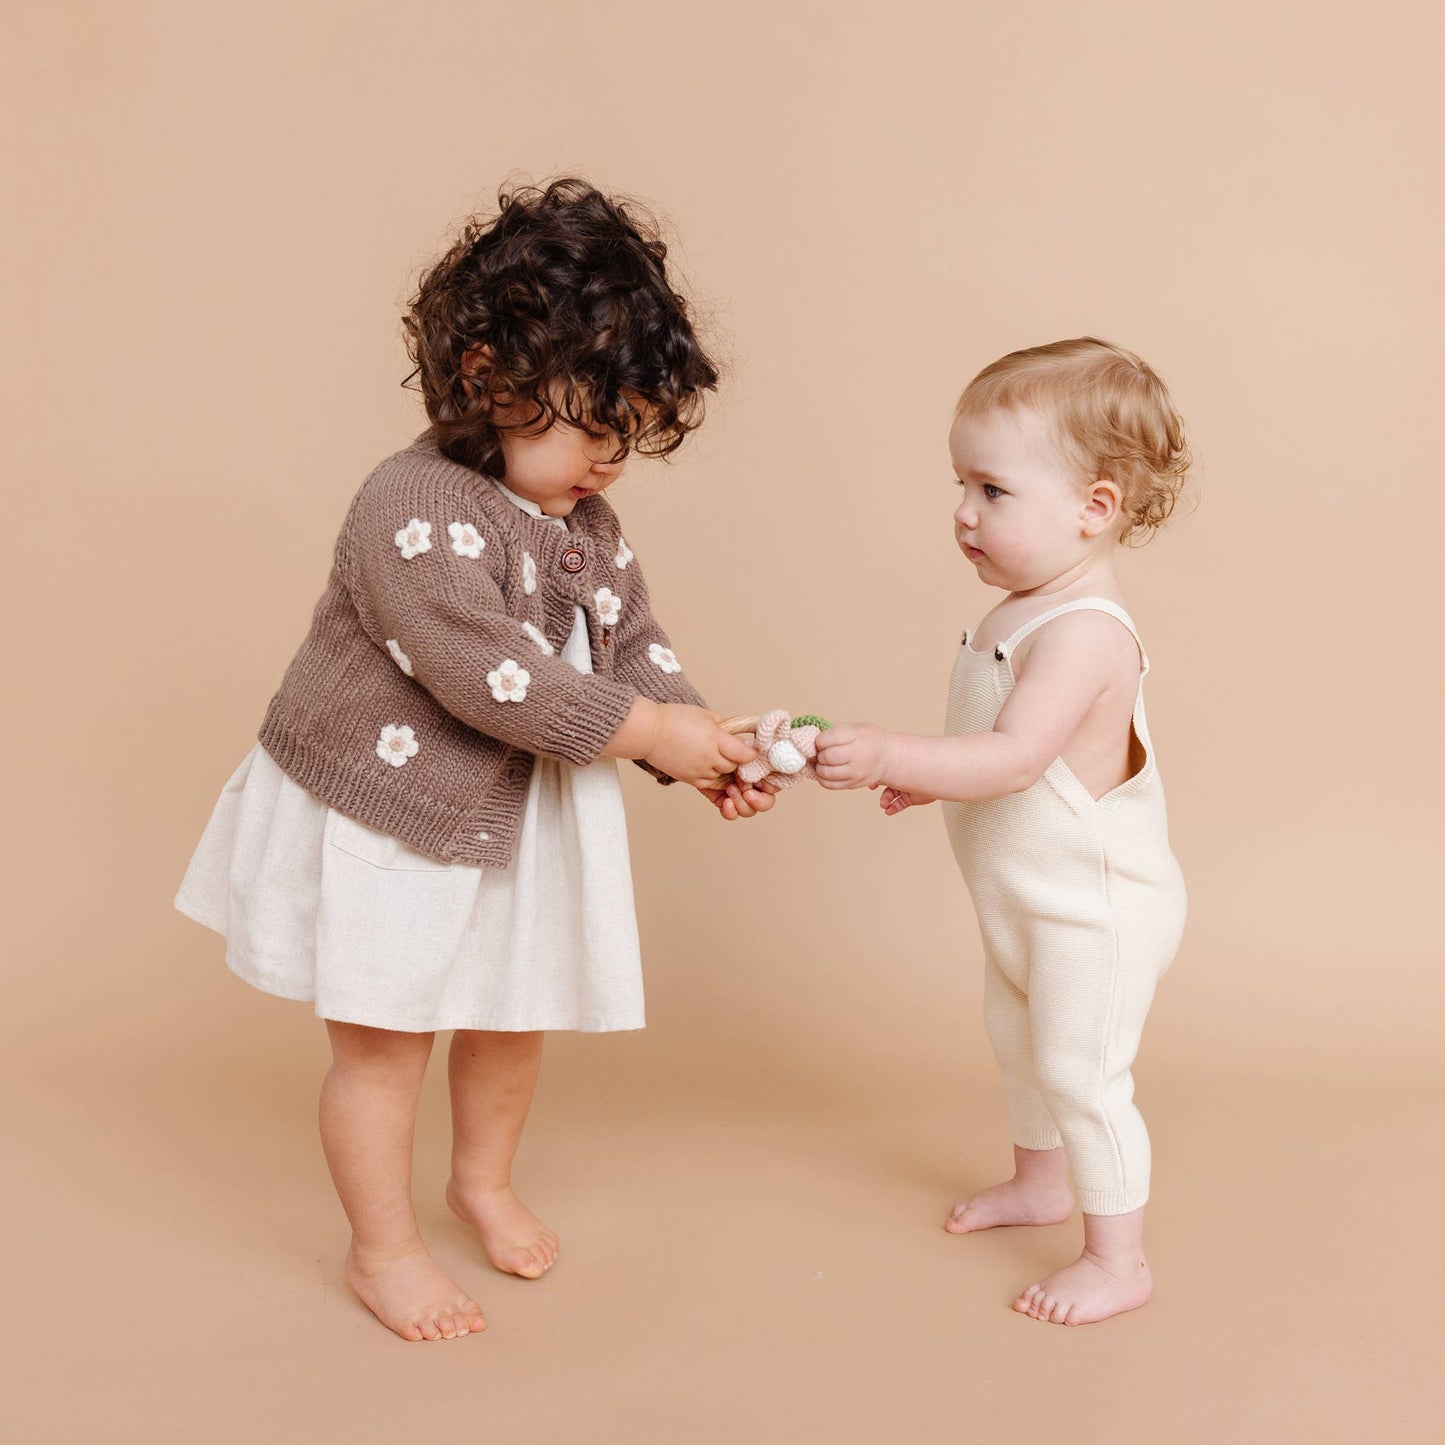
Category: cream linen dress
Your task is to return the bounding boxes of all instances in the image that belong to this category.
[174,483,644,1033]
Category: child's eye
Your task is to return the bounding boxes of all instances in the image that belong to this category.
[984,484,1003,500]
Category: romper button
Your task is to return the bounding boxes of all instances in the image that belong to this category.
[960,630,968,645]
[560,547,586,573]
[994,645,1006,662]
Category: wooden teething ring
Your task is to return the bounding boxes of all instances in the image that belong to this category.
[718,715,763,738]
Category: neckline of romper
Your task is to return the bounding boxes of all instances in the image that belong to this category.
[962,597,1156,814]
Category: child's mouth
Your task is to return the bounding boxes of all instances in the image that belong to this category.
[963,544,985,561]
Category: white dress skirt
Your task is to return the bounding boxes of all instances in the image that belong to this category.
[174,485,644,1034]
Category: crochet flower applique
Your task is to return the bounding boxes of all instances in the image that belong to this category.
[447,521,485,559]
[594,588,623,627]
[648,642,682,674]
[376,723,420,768]
[385,639,414,676]
[521,621,554,657]
[487,659,531,703]
[522,552,538,595]
[615,536,634,570]
[735,711,826,791]
[394,519,432,559]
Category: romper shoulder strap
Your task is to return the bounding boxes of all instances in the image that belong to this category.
[997,598,1148,671]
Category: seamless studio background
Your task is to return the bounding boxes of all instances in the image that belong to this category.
[5,3,1441,1441]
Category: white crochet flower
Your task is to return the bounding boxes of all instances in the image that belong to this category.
[394,518,432,559]
[521,621,554,657]
[594,587,622,627]
[487,658,531,703]
[648,642,682,674]
[376,723,420,767]
[447,521,485,559]
[768,738,808,775]
[385,639,413,676]
[614,536,634,570]
[522,551,538,595]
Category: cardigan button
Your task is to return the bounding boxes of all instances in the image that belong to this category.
[560,547,586,574]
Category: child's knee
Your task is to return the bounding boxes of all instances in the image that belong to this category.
[327,1020,435,1079]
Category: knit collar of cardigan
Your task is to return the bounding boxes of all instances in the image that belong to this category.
[406,429,614,545]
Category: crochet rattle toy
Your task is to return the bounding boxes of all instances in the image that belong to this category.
[720,710,832,791]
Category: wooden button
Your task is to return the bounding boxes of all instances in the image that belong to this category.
[560,547,586,573]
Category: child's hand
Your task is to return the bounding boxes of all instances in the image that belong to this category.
[813,723,893,790]
[699,778,779,821]
[647,704,758,790]
[879,786,935,815]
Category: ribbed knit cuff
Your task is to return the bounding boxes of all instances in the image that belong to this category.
[1012,1125,1064,1152]
[537,677,638,767]
[1075,1180,1150,1216]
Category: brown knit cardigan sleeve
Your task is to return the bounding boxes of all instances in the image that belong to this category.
[602,542,707,714]
[339,465,639,769]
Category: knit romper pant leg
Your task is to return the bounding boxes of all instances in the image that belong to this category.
[981,945,1063,1152]
[1019,915,1162,1216]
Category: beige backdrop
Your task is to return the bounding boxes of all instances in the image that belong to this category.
[6,2,1441,1441]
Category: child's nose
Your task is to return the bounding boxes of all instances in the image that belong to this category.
[954,500,976,528]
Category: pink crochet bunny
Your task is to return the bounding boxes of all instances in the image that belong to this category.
[729,710,827,791]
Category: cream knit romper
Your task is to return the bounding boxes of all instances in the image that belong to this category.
[942,598,1187,1215]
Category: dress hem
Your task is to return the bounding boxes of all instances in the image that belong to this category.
[221,950,646,1035]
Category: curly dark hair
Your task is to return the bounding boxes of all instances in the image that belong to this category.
[402,178,720,477]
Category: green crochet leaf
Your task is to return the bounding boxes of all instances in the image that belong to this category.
[791,714,832,731]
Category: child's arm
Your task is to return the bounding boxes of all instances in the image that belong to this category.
[604,534,708,713]
[604,517,776,819]
[341,478,753,789]
[814,614,1122,803]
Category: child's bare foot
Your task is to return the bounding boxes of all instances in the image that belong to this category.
[446,1178,559,1279]
[945,1175,1075,1233]
[1013,1247,1153,1326]
[945,1146,1074,1233]
[344,1241,487,1342]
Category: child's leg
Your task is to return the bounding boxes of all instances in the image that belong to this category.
[444,1030,560,1279]
[946,952,1074,1233]
[321,1020,487,1342]
[1011,943,1161,1325]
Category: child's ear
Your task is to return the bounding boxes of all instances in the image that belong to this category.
[1081,478,1124,536]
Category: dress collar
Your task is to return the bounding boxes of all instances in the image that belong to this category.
[492,480,564,528]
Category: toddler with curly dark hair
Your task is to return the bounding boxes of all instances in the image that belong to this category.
[176,179,773,1342]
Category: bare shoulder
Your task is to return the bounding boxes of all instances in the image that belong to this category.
[1013,608,1142,687]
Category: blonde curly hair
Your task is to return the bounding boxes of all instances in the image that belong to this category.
[955,337,1191,546]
